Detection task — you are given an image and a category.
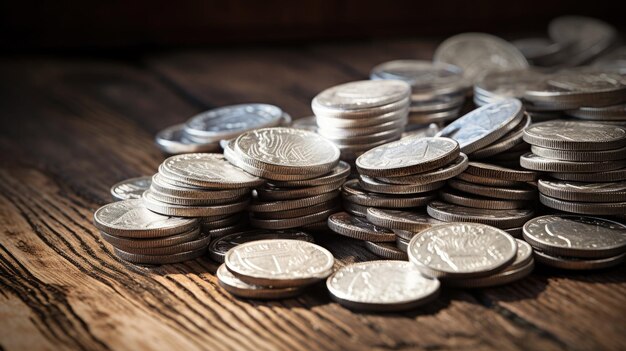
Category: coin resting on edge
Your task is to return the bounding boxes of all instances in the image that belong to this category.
[110,176,152,201]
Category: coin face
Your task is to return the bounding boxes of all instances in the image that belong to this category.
[326,260,440,311]
[523,215,626,258]
[356,136,459,177]
[110,176,152,201]
[225,239,334,287]
[209,229,314,263]
[407,222,518,278]
[436,99,523,154]
[184,104,283,140]
[370,60,464,92]
[523,120,626,150]
[235,128,340,169]
[313,80,411,111]
[93,199,197,237]
[434,33,528,84]
[162,153,264,188]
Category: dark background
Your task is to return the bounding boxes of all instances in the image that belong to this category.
[1,0,624,52]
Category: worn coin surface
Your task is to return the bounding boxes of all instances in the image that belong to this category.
[523,215,626,258]
[327,260,440,311]
[427,201,534,229]
[327,212,396,242]
[208,229,314,263]
[523,120,626,150]
[217,264,306,299]
[94,199,198,238]
[356,136,459,177]
[312,80,411,111]
[111,176,152,201]
[366,208,443,232]
[408,222,518,278]
[538,179,626,202]
[225,239,334,288]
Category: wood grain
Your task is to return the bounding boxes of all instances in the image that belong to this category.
[1,42,625,351]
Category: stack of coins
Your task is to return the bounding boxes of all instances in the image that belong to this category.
[143,153,263,237]
[408,223,534,288]
[110,176,152,201]
[432,162,538,236]
[312,80,411,162]
[224,127,345,230]
[155,104,291,154]
[218,239,334,299]
[370,60,468,126]
[93,199,207,264]
[436,99,527,163]
[523,215,626,270]
[520,120,626,215]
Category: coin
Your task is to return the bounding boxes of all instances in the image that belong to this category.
[225,239,334,288]
[326,260,440,311]
[539,194,626,215]
[370,60,465,95]
[538,179,626,202]
[456,172,521,187]
[291,116,318,132]
[248,190,340,213]
[520,152,626,173]
[161,153,264,189]
[342,179,435,208]
[375,154,468,185]
[356,136,459,177]
[208,229,314,263]
[523,120,626,150]
[567,104,626,121]
[408,222,517,279]
[113,246,206,265]
[465,162,538,182]
[474,69,547,103]
[316,108,408,129]
[155,124,221,154]
[427,201,534,229]
[533,250,625,270]
[396,237,410,253]
[142,191,249,218]
[366,208,443,232]
[217,264,306,299]
[115,233,211,256]
[471,113,532,158]
[256,179,344,201]
[184,104,283,142]
[434,33,528,84]
[364,241,409,260]
[549,168,626,182]
[327,212,396,242]
[439,189,530,210]
[267,161,350,188]
[359,176,446,195]
[147,187,247,206]
[110,176,152,201]
[201,213,246,230]
[99,226,200,249]
[530,145,626,162]
[312,80,411,112]
[342,201,369,218]
[548,16,617,66]
[318,117,407,138]
[447,179,537,201]
[436,99,524,154]
[93,199,198,238]
[250,207,339,230]
[151,173,249,200]
[523,215,626,258]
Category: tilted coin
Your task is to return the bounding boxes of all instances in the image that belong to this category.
[326,261,440,311]
[93,199,198,238]
[152,173,249,200]
[356,136,460,177]
[208,229,314,263]
[342,179,435,208]
[327,212,396,242]
[471,113,531,159]
[235,128,340,176]
[520,152,626,173]
[522,120,626,151]
[448,179,537,201]
[465,162,538,182]
[375,154,468,185]
[250,207,339,230]
[538,179,626,202]
[523,215,626,258]
[530,145,626,162]
[317,117,407,139]
[116,233,211,256]
[248,190,340,213]
[201,213,246,230]
[207,222,250,239]
[533,250,625,270]
[567,104,626,121]
[110,176,152,201]
[394,229,420,241]
[113,246,206,265]
[256,179,344,201]
[396,237,410,253]
[427,201,534,229]
[312,80,411,112]
[436,99,524,154]
[434,33,528,84]
[142,191,249,218]
[267,161,350,188]
[155,124,220,154]
[253,199,338,220]
[549,168,626,182]
[148,187,247,206]
[162,153,264,189]
[407,222,518,279]
[359,176,446,195]
[370,60,465,95]
[456,172,521,187]
[364,241,409,260]
[539,194,626,215]
[366,208,443,232]
[474,69,547,102]
[439,189,531,210]
[342,201,369,218]
[99,226,200,249]
[217,264,306,299]
[184,104,283,142]
[225,239,334,288]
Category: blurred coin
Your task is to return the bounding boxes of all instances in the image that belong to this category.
[534,250,625,270]
[549,16,617,66]
[291,116,318,132]
[155,124,221,154]
[110,176,151,201]
[539,193,626,215]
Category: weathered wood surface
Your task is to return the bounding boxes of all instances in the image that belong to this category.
[1,41,625,351]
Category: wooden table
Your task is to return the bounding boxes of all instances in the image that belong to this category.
[1,39,625,351]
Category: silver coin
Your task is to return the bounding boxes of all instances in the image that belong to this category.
[471,113,532,158]
[142,190,249,218]
[99,226,200,250]
[256,179,344,201]
[93,199,198,238]
[533,250,625,270]
[217,264,306,299]
[434,33,529,84]
[549,16,617,66]
[151,173,249,200]
[184,104,283,141]
[356,136,459,177]
[567,104,626,121]
[162,153,264,189]
[268,161,350,188]
[407,222,518,279]
[326,260,440,312]
[359,176,446,195]
[523,120,626,151]
[538,179,626,202]
[365,241,409,260]
[370,60,465,95]
[436,99,524,154]
[113,246,206,265]
[155,124,220,154]
[291,116,318,132]
[235,128,340,175]
[523,215,626,258]
[366,208,444,232]
[208,229,314,263]
[376,154,468,185]
[316,108,407,129]
[327,212,396,242]
[225,239,334,288]
[312,80,411,111]
[342,179,436,208]
[427,201,534,229]
[474,69,547,102]
[110,176,152,201]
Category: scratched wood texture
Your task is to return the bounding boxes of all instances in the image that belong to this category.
[1,40,625,351]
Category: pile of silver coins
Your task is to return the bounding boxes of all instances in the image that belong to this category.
[370,60,468,126]
[224,127,346,230]
[312,80,410,162]
[155,104,291,154]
